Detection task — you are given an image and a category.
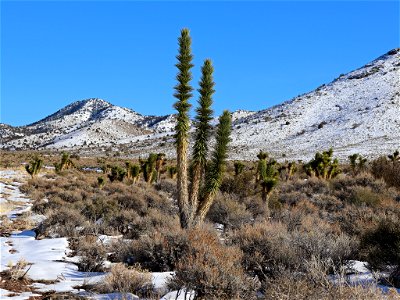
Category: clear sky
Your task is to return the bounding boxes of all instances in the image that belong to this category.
[1,1,399,126]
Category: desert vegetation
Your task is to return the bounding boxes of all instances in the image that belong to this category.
[2,146,396,298]
[1,28,399,299]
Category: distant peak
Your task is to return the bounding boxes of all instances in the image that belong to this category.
[386,48,400,56]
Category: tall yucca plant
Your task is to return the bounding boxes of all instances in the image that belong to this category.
[174,28,194,228]
[189,59,215,221]
[173,29,232,228]
[195,110,232,223]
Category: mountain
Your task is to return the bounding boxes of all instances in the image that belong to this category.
[1,49,399,161]
[0,98,177,151]
[229,48,400,161]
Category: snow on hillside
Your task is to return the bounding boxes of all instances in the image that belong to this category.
[230,48,400,161]
[1,49,399,161]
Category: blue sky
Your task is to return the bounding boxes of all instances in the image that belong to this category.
[1,1,399,126]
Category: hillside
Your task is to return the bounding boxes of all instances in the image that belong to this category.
[1,49,399,161]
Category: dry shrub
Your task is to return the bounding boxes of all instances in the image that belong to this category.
[349,186,381,207]
[169,228,259,300]
[96,263,153,297]
[360,217,400,287]
[5,259,31,281]
[292,217,356,270]
[220,171,255,197]
[371,157,400,189]
[242,195,269,219]
[40,207,86,237]
[32,196,64,215]
[232,219,355,280]
[107,209,140,235]
[263,272,399,299]
[232,222,297,279]
[76,236,107,272]
[112,228,188,272]
[154,178,177,198]
[207,193,252,229]
[82,197,118,221]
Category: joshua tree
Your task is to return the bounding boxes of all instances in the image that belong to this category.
[348,153,367,175]
[174,28,193,228]
[189,59,215,221]
[194,111,232,224]
[140,153,158,184]
[388,150,400,164]
[126,162,141,183]
[155,153,167,182]
[234,161,245,176]
[279,161,297,181]
[54,152,75,173]
[173,29,232,228]
[287,161,297,181]
[25,156,43,178]
[305,148,340,179]
[168,166,178,179]
[256,151,279,206]
[97,176,105,188]
[108,166,126,182]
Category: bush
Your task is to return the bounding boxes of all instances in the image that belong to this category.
[40,207,86,237]
[360,218,400,287]
[371,156,400,189]
[76,236,107,272]
[169,228,259,300]
[97,263,153,297]
[348,186,381,207]
[112,229,189,272]
[232,222,298,280]
[206,193,252,229]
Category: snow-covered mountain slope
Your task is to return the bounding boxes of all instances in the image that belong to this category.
[1,98,176,149]
[229,48,400,161]
[1,49,399,161]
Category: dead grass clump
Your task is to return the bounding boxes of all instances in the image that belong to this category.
[4,259,31,281]
[96,263,153,297]
[169,228,259,300]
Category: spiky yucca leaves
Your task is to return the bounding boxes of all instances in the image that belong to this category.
[108,166,126,182]
[287,161,297,181]
[141,154,158,183]
[349,153,368,175]
[97,176,105,188]
[167,166,178,179]
[234,161,245,176]
[173,28,194,229]
[388,150,400,164]
[256,153,279,205]
[54,152,75,173]
[189,59,215,220]
[25,156,43,178]
[126,162,141,184]
[195,110,232,223]
[306,148,341,179]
